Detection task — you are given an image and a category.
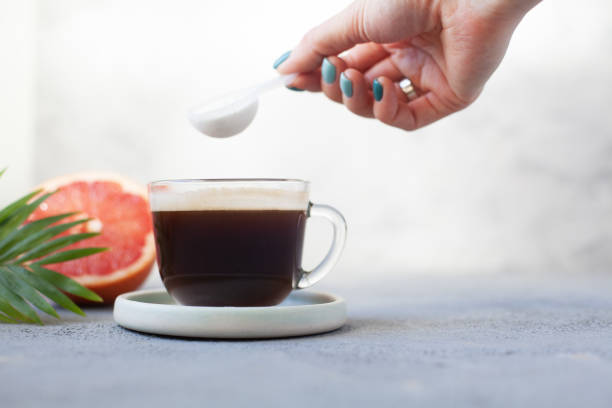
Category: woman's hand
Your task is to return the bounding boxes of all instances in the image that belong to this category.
[275,0,540,131]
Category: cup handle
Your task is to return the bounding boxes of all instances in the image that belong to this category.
[296,202,347,289]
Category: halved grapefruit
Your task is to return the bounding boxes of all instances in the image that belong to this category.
[28,172,155,304]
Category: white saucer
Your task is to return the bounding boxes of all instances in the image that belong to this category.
[113,289,346,339]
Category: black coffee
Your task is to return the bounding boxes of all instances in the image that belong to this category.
[152,210,307,306]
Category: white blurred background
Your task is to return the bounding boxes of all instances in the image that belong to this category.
[1,0,611,280]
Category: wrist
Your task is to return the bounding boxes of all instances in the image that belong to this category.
[497,0,542,18]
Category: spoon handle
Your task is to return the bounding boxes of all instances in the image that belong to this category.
[250,73,299,96]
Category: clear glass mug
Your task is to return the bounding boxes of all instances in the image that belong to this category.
[148,179,347,306]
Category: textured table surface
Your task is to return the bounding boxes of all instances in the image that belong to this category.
[2,273,611,408]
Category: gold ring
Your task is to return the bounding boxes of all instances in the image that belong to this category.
[399,78,418,101]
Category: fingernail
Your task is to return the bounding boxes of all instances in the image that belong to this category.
[287,86,304,92]
[373,78,383,102]
[340,73,353,98]
[273,51,291,69]
[321,58,336,84]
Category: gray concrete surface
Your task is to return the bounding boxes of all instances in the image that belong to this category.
[2,273,612,408]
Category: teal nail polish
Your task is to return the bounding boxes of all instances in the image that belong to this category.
[373,79,383,101]
[287,86,304,92]
[273,51,291,69]
[321,58,336,84]
[340,73,353,98]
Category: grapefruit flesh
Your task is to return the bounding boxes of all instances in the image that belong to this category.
[28,173,155,303]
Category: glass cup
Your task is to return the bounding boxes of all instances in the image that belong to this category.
[148,179,347,306]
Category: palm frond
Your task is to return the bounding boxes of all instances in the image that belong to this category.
[0,171,105,324]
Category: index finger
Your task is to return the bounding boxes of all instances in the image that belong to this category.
[276,1,370,74]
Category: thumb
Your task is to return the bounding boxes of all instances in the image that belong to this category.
[276,0,436,75]
[276,0,370,74]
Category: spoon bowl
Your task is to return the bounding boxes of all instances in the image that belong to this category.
[188,92,259,138]
[188,73,297,138]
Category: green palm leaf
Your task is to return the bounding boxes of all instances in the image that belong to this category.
[0,297,32,322]
[30,264,102,302]
[0,314,14,323]
[0,190,42,226]
[15,219,94,263]
[0,212,79,262]
[0,170,106,324]
[0,191,54,242]
[0,266,59,319]
[10,265,87,316]
[16,232,99,264]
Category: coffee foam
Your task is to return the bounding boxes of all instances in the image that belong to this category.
[150,187,309,211]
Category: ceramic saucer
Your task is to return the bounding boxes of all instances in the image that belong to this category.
[113,289,346,339]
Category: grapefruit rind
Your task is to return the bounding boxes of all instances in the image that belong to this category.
[37,172,147,197]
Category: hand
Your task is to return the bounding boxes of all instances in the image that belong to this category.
[275,0,540,131]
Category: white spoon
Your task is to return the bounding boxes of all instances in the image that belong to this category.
[188,73,298,138]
